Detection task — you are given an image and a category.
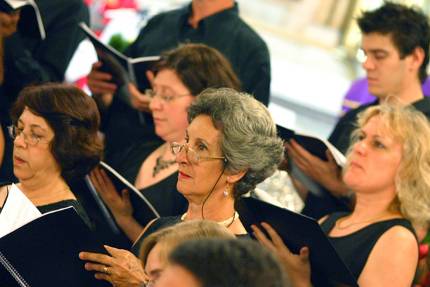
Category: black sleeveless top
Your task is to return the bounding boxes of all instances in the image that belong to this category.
[320,212,417,279]
[135,172,187,222]
[130,215,250,256]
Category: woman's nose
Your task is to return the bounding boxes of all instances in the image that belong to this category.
[13,133,26,148]
[149,95,162,112]
[175,144,189,164]
[353,140,367,156]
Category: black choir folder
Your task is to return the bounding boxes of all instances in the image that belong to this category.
[0,207,109,287]
[237,197,358,287]
[276,124,346,196]
[71,161,160,249]
[79,22,160,90]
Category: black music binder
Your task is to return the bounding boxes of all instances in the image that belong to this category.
[237,197,358,287]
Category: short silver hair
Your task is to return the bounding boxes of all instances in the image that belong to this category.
[188,88,284,197]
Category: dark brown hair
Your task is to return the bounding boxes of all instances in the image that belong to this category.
[358,2,430,83]
[154,43,241,95]
[10,83,103,181]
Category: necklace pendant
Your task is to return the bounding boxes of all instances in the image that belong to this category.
[152,156,177,177]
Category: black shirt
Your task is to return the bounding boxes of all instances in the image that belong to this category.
[126,2,271,105]
[320,212,417,280]
[135,171,187,221]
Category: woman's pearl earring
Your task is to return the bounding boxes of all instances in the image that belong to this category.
[223,188,229,197]
[224,180,230,197]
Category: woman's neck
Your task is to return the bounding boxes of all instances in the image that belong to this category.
[351,192,399,220]
[186,195,236,222]
[18,177,74,206]
[189,0,234,28]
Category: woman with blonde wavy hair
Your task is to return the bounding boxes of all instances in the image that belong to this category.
[254,104,430,287]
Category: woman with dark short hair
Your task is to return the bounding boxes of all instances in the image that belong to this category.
[2,83,102,221]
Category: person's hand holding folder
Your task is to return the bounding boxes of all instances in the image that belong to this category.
[286,139,349,198]
[252,222,312,287]
[0,10,20,37]
[90,166,146,241]
[80,245,145,287]
[87,61,118,99]
[90,167,133,221]
[128,83,151,113]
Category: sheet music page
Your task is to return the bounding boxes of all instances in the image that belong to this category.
[0,184,42,238]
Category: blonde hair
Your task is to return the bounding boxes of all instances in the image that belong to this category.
[139,220,235,268]
[350,104,430,227]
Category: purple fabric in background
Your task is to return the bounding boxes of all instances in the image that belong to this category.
[341,77,430,113]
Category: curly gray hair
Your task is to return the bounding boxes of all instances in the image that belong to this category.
[188,88,284,198]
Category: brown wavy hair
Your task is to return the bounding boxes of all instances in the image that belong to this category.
[10,83,103,181]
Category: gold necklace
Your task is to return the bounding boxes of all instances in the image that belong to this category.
[181,211,239,228]
[335,214,389,230]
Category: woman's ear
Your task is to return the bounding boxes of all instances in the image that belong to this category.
[226,169,247,184]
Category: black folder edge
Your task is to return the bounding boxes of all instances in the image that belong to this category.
[0,206,109,286]
[84,161,160,235]
[237,197,358,286]
[99,161,160,218]
[78,22,160,89]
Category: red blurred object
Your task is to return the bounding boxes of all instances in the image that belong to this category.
[421,244,430,260]
[104,0,137,10]
[74,76,88,90]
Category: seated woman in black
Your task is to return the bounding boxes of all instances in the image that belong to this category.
[0,83,102,224]
[253,104,430,286]
[79,88,285,286]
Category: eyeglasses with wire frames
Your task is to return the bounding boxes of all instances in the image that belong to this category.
[8,125,50,146]
[170,142,226,164]
[145,88,191,103]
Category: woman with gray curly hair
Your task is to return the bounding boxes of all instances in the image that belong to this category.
[254,104,430,287]
[136,87,284,241]
[79,88,284,286]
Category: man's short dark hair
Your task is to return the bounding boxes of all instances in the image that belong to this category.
[11,83,103,181]
[169,238,286,287]
[357,1,430,82]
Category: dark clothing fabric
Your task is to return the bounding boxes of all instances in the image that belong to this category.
[320,212,417,279]
[0,0,89,182]
[131,216,181,255]
[1,0,89,122]
[127,2,270,105]
[103,2,270,176]
[303,97,430,219]
[130,214,249,255]
[136,171,187,220]
[69,171,186,249]
[0,188,92,228]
